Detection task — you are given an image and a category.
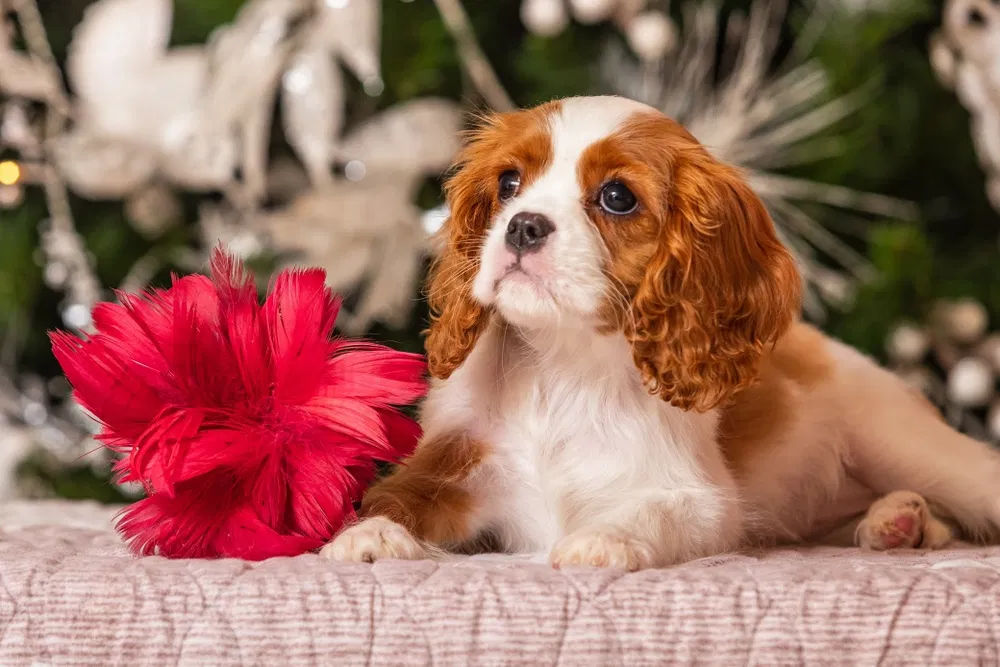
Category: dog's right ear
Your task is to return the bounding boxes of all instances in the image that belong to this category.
[424,227,490,379]
[426,103,562,377]
[424,119,500,379]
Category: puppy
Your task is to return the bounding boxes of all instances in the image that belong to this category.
[322,96,1000,570]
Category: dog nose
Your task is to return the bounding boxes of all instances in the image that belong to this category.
[505,212,554,254]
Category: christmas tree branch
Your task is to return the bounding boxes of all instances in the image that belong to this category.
[432,0,514,111]
[9,0,101,326]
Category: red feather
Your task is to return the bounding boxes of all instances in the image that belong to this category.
[51,248,426,559]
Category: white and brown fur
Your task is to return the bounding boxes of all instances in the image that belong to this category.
[322,96,1000,570]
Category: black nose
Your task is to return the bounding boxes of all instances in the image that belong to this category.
[505,212,554,254]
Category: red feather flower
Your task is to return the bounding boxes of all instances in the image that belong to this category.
[51,249,426,560]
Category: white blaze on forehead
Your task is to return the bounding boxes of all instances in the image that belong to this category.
[549,96,656,168]
[518,96,655,208]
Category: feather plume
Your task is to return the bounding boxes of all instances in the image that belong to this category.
[51,248,426,559]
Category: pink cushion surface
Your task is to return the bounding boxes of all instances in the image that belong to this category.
[1,500,998,665]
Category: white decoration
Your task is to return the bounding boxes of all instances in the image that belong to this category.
[422,204,450,238]
[44,261,69,288]
[70,1,207,141]
[61,303,93,331]
[933,298,990,344]
[0,183,23,208]
[255,177,423,333]
[625,10,676,62]
[0,47,62,103]
[344,159,367,182]
[521,0,569,37]
[519,0,658,62]
[62,0,226,196]
[124,182,182,237]
[282,45,343,186]
[314,0,382,86]
[570,0,618,24]
[52,134,156,199]
[947,357,995,407]
[50,0,385,205]
[160,126,239,192]
[811,267,856,307]
[932,0,1000,215]
[198,204,265,260]
[930,32,957,88]
[204,0,298,129]
[335,98,463,184]
[203,0,302,202]
[257,98,462,333]
[886,323,931,365]
[0,103,34,150]
[839,0,894,14]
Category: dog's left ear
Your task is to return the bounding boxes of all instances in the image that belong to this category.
[627,150,802,411]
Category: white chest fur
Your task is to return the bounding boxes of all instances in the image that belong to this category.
[421,323,728,553]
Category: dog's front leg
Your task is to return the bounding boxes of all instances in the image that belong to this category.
[549,487,743,570]
[321,433,489,562]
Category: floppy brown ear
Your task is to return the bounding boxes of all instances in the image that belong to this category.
[424,139,495,379]
[424,235,489,379]
[628,150,802,411]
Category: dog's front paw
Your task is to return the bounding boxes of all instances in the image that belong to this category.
[856,490,953,550]
[320,516,426,562]
[549,528,656,571]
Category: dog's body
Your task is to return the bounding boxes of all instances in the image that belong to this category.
[324,96,999,569]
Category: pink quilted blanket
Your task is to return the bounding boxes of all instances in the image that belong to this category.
[1,500,998,665]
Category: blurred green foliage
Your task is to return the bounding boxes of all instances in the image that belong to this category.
[16,452,131,502]
[790,0,1000,349]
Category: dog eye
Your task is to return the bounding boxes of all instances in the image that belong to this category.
[498,170,521,201]
[599,181,638,215]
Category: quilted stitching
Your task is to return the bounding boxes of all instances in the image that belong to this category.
[2,501,1000,666]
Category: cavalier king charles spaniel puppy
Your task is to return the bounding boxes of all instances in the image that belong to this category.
[322,96,1000,570]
